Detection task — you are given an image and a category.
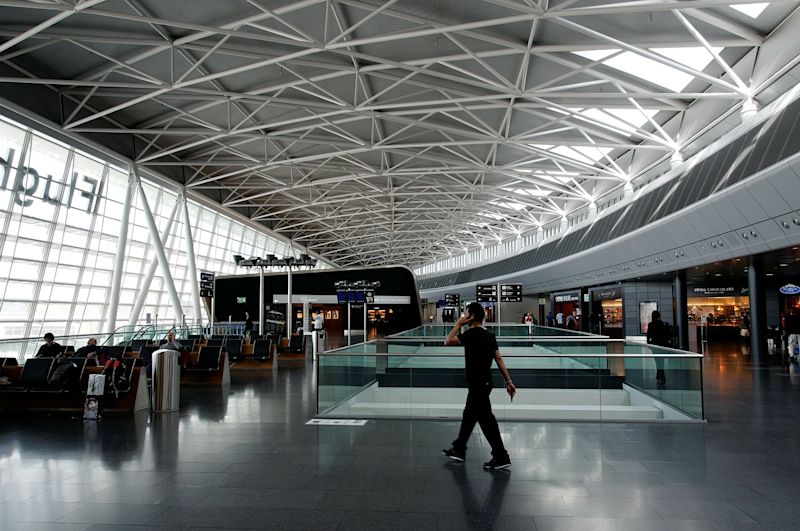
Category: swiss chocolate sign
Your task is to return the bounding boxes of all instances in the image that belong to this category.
[592,287,621,301]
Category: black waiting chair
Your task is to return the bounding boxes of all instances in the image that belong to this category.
[1,357,19,367]
[191,346,221,371]
[19,358,55,389]
[287,334,304,354]
[128,339,148,352]
[205,339,224,348]
[211,334,225,340]
[138,346,159,370]
[225,339,243,360]
[102,345,129,360]
[251,339,272,361]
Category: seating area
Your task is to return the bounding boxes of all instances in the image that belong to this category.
[0,328,305,414]
[0,356,149,414]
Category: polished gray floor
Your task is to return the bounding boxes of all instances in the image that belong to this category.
[1,344,799,530]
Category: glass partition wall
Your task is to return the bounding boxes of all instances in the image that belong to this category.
[390,323,599,338]
[317,339,704,423]
[0,114,326,347]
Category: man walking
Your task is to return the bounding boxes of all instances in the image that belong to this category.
[442,302,516,470]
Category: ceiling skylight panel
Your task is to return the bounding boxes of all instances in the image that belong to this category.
[651,47,722,73]
[569,107,656,135]
[491,200,527,211]
[574,49,617,61]
[574,47,720,92]
[551,145,612,165]
[731,3,769,18]
[478,211,505,221]
[508,188,552,198]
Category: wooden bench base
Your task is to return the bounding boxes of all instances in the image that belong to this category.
[0,366,150,414]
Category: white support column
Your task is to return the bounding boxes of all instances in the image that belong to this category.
[105,171,136,335]
[128,197,181,327]
[259,267,265,335]
[181,195,202,324]
[286,265,293,338]
[363,303,367,343]
[496,281,502,324]
[135,171,184,323]
[347,302,352,347]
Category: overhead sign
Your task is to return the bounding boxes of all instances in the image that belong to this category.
[444,293,460,306]
[500,284,522,302]
[780,284,800,295]
[476,284,497,303]
[200,271,215,298]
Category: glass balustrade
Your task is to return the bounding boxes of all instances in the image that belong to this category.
[389,323,599,338]
[317,338,703,422]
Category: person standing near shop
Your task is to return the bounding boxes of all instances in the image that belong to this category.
[442,302,516,470]
[244,312,255,341]
[786,310,800,362]
[522,312,533,335]
[646,310,672,387]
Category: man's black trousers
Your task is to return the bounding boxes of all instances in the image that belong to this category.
[452,382,509,460]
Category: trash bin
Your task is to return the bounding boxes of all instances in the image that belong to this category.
[151,349,180,412]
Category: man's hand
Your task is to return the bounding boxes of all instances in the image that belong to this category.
[456,313,471,327]
[506,381,516,399]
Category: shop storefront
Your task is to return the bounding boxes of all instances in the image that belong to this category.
[591,286,624,339]
[552,291,581,329]
[779,283,800,317]
[688,286,750,341]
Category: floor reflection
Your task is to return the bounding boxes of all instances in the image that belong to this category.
[446,462,510,530]
[1,343,800,528]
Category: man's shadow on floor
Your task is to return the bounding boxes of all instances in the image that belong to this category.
[445,461,511,530]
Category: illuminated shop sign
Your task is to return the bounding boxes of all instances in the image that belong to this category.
[0,148,103,213]
[780,284,800,295]
[692,287,735,296]
[554,293,580,303]
[592,287,621,301]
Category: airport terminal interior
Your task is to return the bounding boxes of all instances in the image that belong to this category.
[2,0,800,529]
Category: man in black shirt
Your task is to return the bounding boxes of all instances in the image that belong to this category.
[35,332,63,357]
[646,310,671,387]
[74,337,101,359]
[442,302,516,470]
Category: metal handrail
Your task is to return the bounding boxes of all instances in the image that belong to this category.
[319,338,704,358]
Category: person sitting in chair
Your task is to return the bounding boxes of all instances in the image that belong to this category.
[160,331,183,351]
[74,337,101,359]
[35,333,63,357]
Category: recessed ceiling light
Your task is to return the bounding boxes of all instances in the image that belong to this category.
[767,273,774,277]
[780,263,788,267]
[714,273,722,277]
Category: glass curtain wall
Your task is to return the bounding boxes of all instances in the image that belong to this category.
[0,115,320,340]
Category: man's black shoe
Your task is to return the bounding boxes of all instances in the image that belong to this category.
[483,457,511,470]
[442,448,465,462]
